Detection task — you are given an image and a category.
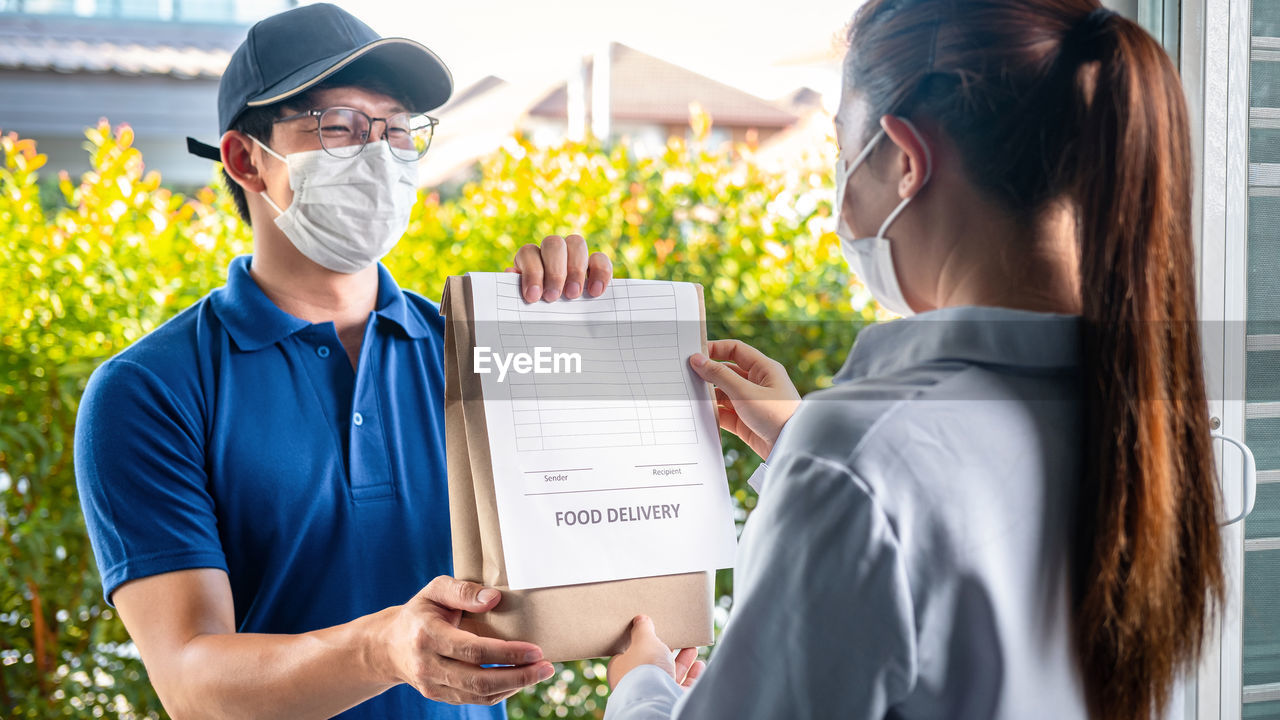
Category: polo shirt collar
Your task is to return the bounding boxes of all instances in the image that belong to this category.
[371,262,431,340]
[211,256,430,352]
[837,305,1081,382]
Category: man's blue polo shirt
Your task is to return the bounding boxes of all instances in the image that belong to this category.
[74,255,504,720]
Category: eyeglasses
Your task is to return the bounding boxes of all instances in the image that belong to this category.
[273,107,439,161]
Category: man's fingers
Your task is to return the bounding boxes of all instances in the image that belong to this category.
[477,688,525,707]
[436,623,545,667]
[689,353,754,397]
[537,235,568,301]
[436,657,555,699]
[512,244,544,303]
[564,234,588,299]
[421,576,501,613]
[586,251,612,297]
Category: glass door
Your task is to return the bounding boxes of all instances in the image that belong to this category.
[1241,2,1280,716]
[1174,0,1270,714]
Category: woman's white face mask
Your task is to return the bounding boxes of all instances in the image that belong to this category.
[834,119,933,316]
[252,137,419,274]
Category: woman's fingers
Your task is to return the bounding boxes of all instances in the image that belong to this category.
[706,339,777,377]
[689,353,754,397]
[673,648,699,684]
[713,387,733,410]
[681,660,706,688]
[720,361,749,381]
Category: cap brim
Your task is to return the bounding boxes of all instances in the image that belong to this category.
[245,37,453,114]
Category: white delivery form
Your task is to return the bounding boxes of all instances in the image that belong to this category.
[467,272,738,590]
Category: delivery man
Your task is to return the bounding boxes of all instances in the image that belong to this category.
[73,4,613,718]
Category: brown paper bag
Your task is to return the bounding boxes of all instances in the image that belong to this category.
[440,275,715,663]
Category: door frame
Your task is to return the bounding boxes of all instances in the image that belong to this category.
[1180,0,1253,715]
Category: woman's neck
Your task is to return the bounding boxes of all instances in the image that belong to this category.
[931,199,1082,315]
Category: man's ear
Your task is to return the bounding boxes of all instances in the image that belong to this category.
[220,131,267,194]
[879,115,933,200]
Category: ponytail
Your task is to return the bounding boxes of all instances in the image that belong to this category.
[1070,10,1223,720]
[845,2,1224,718]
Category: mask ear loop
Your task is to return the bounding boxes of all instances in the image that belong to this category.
[846,127,886,176]
[837,127,885,236]
[875,118,934,239]
[247,134,288,217]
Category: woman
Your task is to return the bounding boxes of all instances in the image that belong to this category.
[603,1,1223,719]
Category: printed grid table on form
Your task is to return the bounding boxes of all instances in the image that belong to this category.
[490,275,702,452]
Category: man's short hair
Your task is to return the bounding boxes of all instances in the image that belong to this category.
[221,64,415,225]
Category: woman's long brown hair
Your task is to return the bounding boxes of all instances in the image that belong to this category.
[845,1,1224,717]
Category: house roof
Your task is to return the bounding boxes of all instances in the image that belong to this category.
[527,42,797,129]
[0,14,241,79]
[435,75,509,114]
[420,74,567,187]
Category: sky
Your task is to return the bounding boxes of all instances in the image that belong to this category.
[322,0,859,108]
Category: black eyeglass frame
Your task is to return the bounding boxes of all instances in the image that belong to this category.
[272,107,439,161]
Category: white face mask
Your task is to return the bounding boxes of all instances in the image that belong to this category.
[834,119,933,317]
[252,137,419,274]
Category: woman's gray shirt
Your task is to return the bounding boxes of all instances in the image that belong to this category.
[606,306,1088,720]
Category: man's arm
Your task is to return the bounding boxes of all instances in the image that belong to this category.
[115,570,553,720]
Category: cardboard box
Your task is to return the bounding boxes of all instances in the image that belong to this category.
[440,275,715,663]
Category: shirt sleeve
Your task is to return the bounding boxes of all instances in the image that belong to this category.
[604,666,684,720]
[74,357,227,605]
[605,451,917,720]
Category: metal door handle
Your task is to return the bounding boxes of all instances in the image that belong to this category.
[1213,432,1257,526]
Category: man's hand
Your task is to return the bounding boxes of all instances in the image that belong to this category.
[607,616,704,692]
[689,339,801,460]
[379,576,555,706]
[507,234,613,303]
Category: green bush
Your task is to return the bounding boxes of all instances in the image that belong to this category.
[0,114,872,718]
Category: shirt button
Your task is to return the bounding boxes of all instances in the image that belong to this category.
[353,412,364,427]
[317,346,331,358]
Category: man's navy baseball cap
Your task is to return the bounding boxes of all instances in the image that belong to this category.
[187,3,452,161]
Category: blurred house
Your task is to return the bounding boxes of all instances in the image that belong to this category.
[524,42,799,151]
[752,86,834,174]
[0,8,815,190]
[0,0,294,186]
[420,74,560,189]
[424,42,807,187]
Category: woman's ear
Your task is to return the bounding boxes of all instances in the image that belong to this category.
[219,131,267,194]
[879,115,933,200]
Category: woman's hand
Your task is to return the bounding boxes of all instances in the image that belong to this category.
[607,616,704,692]
[689,340,801,460]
